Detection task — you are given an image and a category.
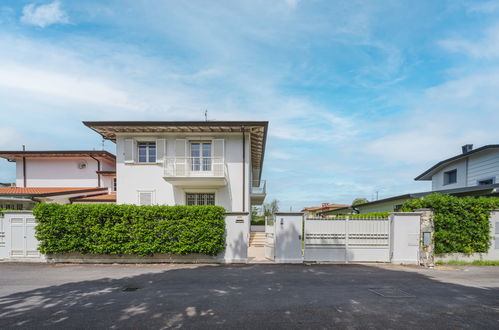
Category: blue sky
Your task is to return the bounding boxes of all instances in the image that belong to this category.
[1,0,499,210]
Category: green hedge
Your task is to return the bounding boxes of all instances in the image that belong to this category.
[33,204,226,256]
[401,194,499,254]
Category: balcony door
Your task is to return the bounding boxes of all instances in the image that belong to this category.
[191,142,212,172]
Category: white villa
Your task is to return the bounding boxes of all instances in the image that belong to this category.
[84,121,268,211]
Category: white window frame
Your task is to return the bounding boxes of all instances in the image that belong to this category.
[137,141,157,163]
[137,190,155,206]
[189,140,213,172]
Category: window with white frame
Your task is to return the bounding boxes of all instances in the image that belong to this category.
[186,193,215,206]
[137,142,156,163]
[190,142,211,171]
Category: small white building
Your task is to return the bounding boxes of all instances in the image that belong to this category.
[84,121,268,211]
[0,150,116,208]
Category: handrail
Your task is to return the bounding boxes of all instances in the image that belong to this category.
[164,157,225,177]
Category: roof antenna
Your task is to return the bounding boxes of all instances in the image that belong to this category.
[204,109,208,121]
[101,138,105,150]
[22,145,26,151]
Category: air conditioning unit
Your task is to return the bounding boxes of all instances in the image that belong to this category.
[77,161,87,169]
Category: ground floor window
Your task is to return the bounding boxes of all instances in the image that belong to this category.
[186,193,215,206]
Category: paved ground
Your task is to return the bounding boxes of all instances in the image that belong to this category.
[0,263,498,329]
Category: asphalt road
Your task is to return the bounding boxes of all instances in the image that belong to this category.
[0,263,498,329]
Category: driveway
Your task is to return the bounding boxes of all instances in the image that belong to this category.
[0,263,498,329]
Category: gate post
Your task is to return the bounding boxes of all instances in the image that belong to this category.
[415,208,435,268]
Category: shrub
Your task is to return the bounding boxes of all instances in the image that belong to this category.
[401,194,499,254]
[33,204,226,256]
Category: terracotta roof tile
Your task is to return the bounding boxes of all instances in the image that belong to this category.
[0,187,107,197]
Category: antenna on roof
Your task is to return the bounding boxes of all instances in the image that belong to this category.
[22,145,26,151]
[204,109,208,121]
[101,138,105,151]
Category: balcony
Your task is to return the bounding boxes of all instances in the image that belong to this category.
[251,180,266,205]
[164,157,227,187]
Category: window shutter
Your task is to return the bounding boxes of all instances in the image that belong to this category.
[213,139,224,159]
[124,139,135,163]
[156,139,167,163]
[138,191,153,206]
[175,139,187,176]
[212,139,224,176]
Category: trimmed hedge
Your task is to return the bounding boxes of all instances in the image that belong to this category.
[33,204,226,256]
[401,194,499,254]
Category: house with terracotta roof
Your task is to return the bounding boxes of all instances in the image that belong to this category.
[301,203,350,218]
[0,150,116,209]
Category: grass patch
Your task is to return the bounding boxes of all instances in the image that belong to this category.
[436,260,499,266]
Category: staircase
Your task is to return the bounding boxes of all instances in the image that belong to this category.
[249,232,266,247]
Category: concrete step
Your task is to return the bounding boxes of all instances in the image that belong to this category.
[249,232,267,247]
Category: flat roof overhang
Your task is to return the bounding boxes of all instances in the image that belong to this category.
[84,121,268,182]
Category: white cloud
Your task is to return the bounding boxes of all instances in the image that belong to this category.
[21,1,69,28]
[439,23,499,59]
[466,1,499,14]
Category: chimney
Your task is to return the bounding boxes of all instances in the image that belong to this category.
[462,144,473,154]
[322,203,328,207]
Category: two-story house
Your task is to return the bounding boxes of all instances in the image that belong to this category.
[414,144,499,192]
[0,150,116,208]
[83,121,268,212]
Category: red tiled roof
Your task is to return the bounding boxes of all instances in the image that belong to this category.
[71,193,116,202]
[302,203,350,212]
[0,187,107,197]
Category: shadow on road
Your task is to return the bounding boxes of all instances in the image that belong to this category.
[0,264,498,329]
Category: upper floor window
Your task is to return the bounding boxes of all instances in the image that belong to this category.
[138,142,156,163]
[443,169,457,185]
[191,142,211,171]
[478,178,495,185]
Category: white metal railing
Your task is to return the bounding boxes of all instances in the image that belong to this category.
[164,157,225,177]
[251,180,266,195]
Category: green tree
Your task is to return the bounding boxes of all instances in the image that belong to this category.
[352,198,369,206]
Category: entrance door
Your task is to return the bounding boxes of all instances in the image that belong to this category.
[10,216,40,258]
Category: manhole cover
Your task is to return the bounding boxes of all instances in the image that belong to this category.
[122,287,139,292]
[369,288,415,298]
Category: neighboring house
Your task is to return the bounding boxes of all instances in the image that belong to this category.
[84,121,268,211]
[0,150,116,208]
[302,203,350,217]
[321,144,499,216]
[414,144,499,191]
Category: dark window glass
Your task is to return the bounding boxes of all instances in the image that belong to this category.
[444,169,457,185]
[137,142,156,163]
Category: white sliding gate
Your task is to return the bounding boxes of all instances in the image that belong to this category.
[304,216,390,263]
[0,211,45,261]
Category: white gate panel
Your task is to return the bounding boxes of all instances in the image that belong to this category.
[3,211,44,262]
[264,216,275,260]
[304,217,390,263]
[274,213,303,263]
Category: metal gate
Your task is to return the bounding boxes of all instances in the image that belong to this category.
[304,216,390,263]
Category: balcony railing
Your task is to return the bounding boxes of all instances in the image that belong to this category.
[164,157,225,177]
[251,180,266,195]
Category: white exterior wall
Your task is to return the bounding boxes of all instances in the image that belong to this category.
[15,157,103,188]
[467,150,499,186]
[116,133,251,212]
[431,159,467,191]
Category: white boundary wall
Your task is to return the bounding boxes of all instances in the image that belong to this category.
[0,211,249,264]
